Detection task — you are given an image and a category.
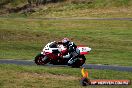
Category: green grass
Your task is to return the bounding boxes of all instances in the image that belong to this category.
[0,18,132,66]
[30,4,132,18]
[0,1,132,88]
[0,64,131,88]
[0,0,27,7]
[1,0,132,18]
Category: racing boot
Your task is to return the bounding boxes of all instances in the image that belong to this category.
[68,51,79,66]
[67,56,77,66]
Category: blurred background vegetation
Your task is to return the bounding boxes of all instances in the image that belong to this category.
[0,0,132,17]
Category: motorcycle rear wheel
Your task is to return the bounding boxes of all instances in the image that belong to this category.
[72,55,86,68]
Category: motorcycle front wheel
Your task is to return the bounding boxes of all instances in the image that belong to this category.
[34,53,49,65]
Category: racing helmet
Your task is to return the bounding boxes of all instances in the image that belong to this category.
[62,38,70,45]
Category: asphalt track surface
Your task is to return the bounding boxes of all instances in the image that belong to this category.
[0,59,132,72]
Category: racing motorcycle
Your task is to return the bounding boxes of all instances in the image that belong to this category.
[34,42,91,67]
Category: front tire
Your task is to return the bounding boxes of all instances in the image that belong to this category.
[34,53,49,65]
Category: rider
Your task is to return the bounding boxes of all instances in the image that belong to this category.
[59,38,80,66]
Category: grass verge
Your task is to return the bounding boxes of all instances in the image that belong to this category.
[0,64,131,88]
[0,18,132,66]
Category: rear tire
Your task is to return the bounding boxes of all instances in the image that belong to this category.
[79,55,86,66]
[72,55,86,68]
